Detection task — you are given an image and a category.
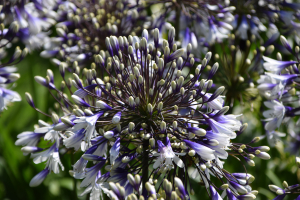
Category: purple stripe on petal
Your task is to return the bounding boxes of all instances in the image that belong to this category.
[74,84,97,98]
[110,138,120,164]
[71,95,90,107]
[29,169,50,187]
[82,154,106,161]
[226,189,238,200]
[165,136,171,148]
[183,140,215,161]
[209,186,222,200]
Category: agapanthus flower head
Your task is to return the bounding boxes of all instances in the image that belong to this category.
[41,0,150,68]
[230,0,300,41]
[149,0,234,57]
[258,35,300,153]
[17,27,270,200]
[210,34,278,107]
[0,43,28,111]
[1,0,57,51]
[200,4,292,108]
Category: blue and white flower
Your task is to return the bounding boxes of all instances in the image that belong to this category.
[153,137,185,170]
[263,100,286,131]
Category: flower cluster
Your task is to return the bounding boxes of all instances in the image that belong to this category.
[0,0,59,112]
[1,0,57,51]
[0,15,28,111]
[16,28,271,200]
[258,36,300,199]
[150,0,235,55]
[258,36,300,147]
[269,181,300,200]
[41,0,150,68]
[0,45,27,111]
[230,0,300,41]
[6,1,300,200]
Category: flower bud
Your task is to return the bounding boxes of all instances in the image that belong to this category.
[200,164,206,171]
[172,121,178,130]
[251,137,260,143]
[160,121,166,132]
[147,103,153,114]
[180,87,185,95]
[138,75,143,85]
[112,112,122,124]
[96,100,112,110]
[164,46,170,58]
[129,122,135,132]
[280,35,293,53]
[135,97,140,106]
[158,58,164,72]
[247,159,255,166]
[256,152,271,160]
[282,181,288,188]
[129,96,135,107]
[10,21,19,33]
[220,184,229,190]
[275,52,282,61]
[149,138,155,149]
[157,102,163,112]
[276,189,285,195]
[51,113,59,124]
[202,58,207,67]
[71,95,90,107]
[187,43,192,54]
[207,139,219,146]
[269,185,281,192]
[61,117,74,127]
[159,79,165,86]
[25,92,35,108]
[104,131,114,139]
[188,150,196,156]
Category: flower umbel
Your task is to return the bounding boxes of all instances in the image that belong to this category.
[17,27,269,200]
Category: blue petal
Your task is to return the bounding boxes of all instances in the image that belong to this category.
[110,138,120,164]
[74,84,98,98]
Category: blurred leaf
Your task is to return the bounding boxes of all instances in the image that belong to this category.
[266,170,282,187]
[258,187,276,200]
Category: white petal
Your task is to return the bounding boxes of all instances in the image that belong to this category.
[173,156,184,168]
[153,158,162,169]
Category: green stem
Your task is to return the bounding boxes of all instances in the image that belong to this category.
[29,59,39,122]
[142,140,149,190]
[175,4,181,41]
[71,154,78,200]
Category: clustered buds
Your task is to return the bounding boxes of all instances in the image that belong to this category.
[269,180,300,199]
[41,0,149,69]
[15,26,272,200]
[5,0,300,200]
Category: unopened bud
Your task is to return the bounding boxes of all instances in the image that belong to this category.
[188,150,196,156]
[283,181,288,188]
[147,103,153,114]
[25,92,35,108]
[129,122,135,132]
[220,184,229,190]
